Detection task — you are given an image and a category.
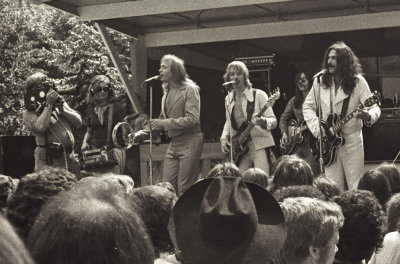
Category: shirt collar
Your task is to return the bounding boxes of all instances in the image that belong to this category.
[229,87,254,103]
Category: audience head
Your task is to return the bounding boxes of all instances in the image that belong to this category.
[130,185,177,256]
[271,155,314,192]
[275,197,344,264]
[273,185,326,203]
[7,166,77,240]
[0,214,34,264]
[376,162,400,194]
[27,187,155,264]
[0,174,18,210]
[333,190,385,263]
[206,162,241,178]
[270,154,292,177]
[358,168,391,208]
[386,193,400,233]
[314,176,341,200]
[172,176,286,264]
[243,168,269,188]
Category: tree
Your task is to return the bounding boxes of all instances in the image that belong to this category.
[0,0,133,137]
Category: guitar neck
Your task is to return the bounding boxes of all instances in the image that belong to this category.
[332,107,360,133]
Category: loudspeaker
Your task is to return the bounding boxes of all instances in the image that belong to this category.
[363,120,400,161]
[0,136,35,178]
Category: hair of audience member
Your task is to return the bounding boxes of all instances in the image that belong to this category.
[270,154,293,177]
[242,168,269,188]
[376,162,400,194]
[386,193,400,233]
[358,169,392,208]
[0,174,19,210]
[27,188,155,264]
[274,197,344,264]
[155,182,177,195]
[130,185,177,256]
[0,214,34,264]
[206,162,241,178]
[333,190,385,262]
[271,156,314,193]
[313,176,341,200]
[7,166,77,240]
[273,185,326,203]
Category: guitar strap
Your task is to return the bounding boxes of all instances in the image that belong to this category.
[107,103,114,148]
[340,95,351,120]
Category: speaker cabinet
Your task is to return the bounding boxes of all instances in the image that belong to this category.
[0,136,35,178]
[363,120,400,161]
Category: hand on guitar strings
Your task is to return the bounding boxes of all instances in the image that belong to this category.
[355,109,372,122]
[251,114,266,126]
[220,138,231,153]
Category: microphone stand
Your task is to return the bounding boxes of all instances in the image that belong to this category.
[148,81,154,185]
[222,84,234,163]
[316,75,326,176]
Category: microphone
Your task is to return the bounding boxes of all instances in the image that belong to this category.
[312,69,327,79]
[222,80,237,87]
[143,75,160,83]
[124,113,140,122]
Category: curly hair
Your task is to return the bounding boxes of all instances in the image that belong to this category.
[313,176,341,200]
[6,166,77,240]
[376,162,400,194]
[333,190,385,262]
[270,155,314,192]
[321,41,363,95]
[87,75,116,106]
[273,185,326,203]
[130,185,177,255]
[358,169,392,208]
[293,72,311,109]
[206,162,241,178]
[0,174,18,210]
[386,193,400,233]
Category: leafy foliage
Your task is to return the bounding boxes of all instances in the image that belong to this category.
[0,0,133,136]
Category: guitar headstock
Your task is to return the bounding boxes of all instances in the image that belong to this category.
[364,91,382,108]
[269,87,281,104]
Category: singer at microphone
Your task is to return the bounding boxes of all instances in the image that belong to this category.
[143,75,160,83]
[312,69,327,79]
[222,80,237,87]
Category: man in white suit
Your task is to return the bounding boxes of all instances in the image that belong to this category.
[303,41,381,191]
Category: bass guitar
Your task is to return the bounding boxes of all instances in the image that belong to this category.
[313,91,381,167]
[230,89,280,164]
[280,120,308,155]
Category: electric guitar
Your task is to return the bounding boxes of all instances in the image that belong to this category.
[230,88,280,164]
[280,120,309,155]
[313,91,381,167]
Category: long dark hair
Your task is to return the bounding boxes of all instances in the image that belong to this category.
[293,72,310,109]
[321,41,363,95]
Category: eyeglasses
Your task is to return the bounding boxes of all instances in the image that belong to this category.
[94,85,110,93]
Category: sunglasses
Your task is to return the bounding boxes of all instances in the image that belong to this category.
[94,85,110,93]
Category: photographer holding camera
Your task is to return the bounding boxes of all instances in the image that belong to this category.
[23,72,82,173]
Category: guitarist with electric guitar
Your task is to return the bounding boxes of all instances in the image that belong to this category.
[23,73,82,173]
[279,72,320,175]
[220,61,279,174]
[303,41,381,191]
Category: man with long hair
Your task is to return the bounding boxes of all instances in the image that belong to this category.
[135,54,203,195]
[303,41,381,191]
[279,72,319,175]
[220,61,277,174]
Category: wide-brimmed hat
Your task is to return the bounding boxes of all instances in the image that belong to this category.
[172,176,287,264]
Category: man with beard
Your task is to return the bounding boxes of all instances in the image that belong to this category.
[303,41,381,191]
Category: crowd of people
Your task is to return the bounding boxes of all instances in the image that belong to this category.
[5,40,398,263]
[1,157,399,264]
